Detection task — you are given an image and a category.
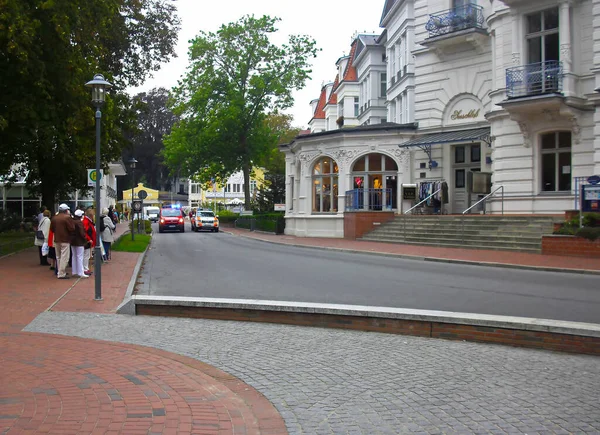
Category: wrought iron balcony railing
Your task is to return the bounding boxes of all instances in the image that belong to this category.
[345,188,393,211]
[425,3,485,38]
[505,60,563,98]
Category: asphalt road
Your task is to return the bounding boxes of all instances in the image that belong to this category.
[138,222,600,324]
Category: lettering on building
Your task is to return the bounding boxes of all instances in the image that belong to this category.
[451,109,481,120]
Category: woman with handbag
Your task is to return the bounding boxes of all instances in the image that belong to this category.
[34,209,51,266]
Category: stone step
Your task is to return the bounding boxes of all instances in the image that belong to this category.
[368,231,544,242]
[359,237,541,253]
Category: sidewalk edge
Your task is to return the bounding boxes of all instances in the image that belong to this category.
[116,239,150,315]
[224,230,600,276]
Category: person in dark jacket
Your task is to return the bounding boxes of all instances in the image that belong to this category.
[70,210,88,278]
[50,204,75,279]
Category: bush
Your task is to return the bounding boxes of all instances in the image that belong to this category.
[553,212,600,237]
[130,219,152,234]
[235,212,285,234]
[215,210,239,224]
[0,210,22,232]
[575,227,600,241]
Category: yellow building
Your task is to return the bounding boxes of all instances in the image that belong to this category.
[121,183,160,211]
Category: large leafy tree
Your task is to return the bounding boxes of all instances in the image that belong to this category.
[126,87,178,190]
[0,0,180,209]
[253,113,300,211]
[164,15,318,207]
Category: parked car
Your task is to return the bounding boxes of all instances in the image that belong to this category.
[191,210,219,232]
[158,207,185,233]
[144,206,160,222]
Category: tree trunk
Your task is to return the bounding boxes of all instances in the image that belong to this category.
[41,185,56,214]
[242,162,251,209]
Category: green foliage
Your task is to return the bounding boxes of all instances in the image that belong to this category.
[0,232,34,256]
[235,212,285,234]
[129,219,152,234]
[164,15,318,207]
[112,234,151,252]
[0,210,23,232]
[553,212,600,236]
[214,209,239,224]
[575,227,600,241]
[0,0,180,209]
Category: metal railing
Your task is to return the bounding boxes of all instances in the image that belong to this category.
[461,186,504,242]
[506,60,563,98]
[345,188,392,211]
[425,3,485,38]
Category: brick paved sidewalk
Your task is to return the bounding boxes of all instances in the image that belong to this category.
[0,242,286,434]
[223,227,600,272]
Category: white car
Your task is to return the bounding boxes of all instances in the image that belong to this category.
[191,210,219,232]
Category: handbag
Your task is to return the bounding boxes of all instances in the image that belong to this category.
[41,242,49,256]
[36,230,45,240]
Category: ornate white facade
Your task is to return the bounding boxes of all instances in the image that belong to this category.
[283,0,600,238]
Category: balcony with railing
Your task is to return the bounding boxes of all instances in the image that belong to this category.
[505,61,563,99]
[425,3,485,39]
[345,188,393,211]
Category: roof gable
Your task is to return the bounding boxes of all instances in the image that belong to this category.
[380,0,398,26]
[311,86,328,120]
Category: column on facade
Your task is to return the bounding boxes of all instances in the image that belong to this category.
[511,13,520,66]
[559,1,573,96]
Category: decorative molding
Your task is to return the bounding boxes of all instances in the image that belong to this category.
[393,148,410,169]
[560,44,571,66]
[517,121,531,148]
[298,152,319,176]
[570,116,581,144]
[511,52,520,66]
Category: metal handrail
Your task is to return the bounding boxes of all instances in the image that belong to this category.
[404,188,442,215]
[461,185,504,243]
[462,185,504,215]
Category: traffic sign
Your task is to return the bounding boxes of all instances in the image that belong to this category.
[87,169,103,186]
[132,200,143,212]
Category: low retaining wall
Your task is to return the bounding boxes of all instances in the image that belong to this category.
[542,235,600,258]
[130,296,600,356]
[344,211,395,240]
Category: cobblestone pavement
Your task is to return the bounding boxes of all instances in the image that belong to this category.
[26,312,600,434]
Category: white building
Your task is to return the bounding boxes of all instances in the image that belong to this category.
[281,0,600,238]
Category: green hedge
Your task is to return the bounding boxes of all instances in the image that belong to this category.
[129,219,153,234]
[554,212,600,240]
[215,210,239,224]
[235,213,285,234]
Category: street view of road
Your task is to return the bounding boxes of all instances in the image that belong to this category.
[138,223,600,324]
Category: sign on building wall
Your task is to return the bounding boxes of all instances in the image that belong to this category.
[443,95,485,126]
[87,169,103,186]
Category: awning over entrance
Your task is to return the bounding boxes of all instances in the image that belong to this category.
[398,127,491,169]
[399,127,491,148]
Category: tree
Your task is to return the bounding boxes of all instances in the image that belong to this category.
[0,0,180,209]
[127,88,178,190]
[164,15,318,208]
[253,113,300,210]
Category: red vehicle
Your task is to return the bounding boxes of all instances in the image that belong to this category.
[158,207,185,233]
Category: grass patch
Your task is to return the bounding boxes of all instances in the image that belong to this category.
[112,234,151,252]
[0,232,34,257]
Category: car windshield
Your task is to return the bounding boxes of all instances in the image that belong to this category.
[199,212,214,217]
[161,209,181,217]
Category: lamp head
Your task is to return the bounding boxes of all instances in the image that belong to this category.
[85,74,113,106]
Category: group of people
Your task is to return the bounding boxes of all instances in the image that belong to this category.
[34,204,118,279]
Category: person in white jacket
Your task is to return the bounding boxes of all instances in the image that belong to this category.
[34,209,51,265]
[100,208,116,261]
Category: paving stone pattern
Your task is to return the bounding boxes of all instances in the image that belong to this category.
[26,311,600,434]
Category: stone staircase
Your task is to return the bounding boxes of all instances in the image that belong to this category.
[360,215,558,253]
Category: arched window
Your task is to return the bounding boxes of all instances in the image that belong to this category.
[350,153,399,210]
[312,157,339,213]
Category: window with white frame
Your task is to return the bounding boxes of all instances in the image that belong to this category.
[380,72,387,97]
[312,157,339,213]
[541,131,571,192]
[354,97,359,117]
[338,99,344,118]
[250,180,257,194]
[526,8,559,64]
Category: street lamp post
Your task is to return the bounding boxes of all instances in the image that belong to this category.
[128,158,137,241]
[85,73,113,301]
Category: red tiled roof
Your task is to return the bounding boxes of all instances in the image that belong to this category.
[298,129,311,135]
[327,76,339,105]
[311,87,327,120]
[342,39,359,82]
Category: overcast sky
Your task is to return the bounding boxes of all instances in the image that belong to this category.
[128,0,385,129]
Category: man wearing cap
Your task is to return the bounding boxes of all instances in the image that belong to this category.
[50,204,75,279]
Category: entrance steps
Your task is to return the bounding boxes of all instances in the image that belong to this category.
[360,215,558,253]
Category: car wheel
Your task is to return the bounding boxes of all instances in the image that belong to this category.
[180,227,185,233]
[159,228,164,233]
[214,228,219,233]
